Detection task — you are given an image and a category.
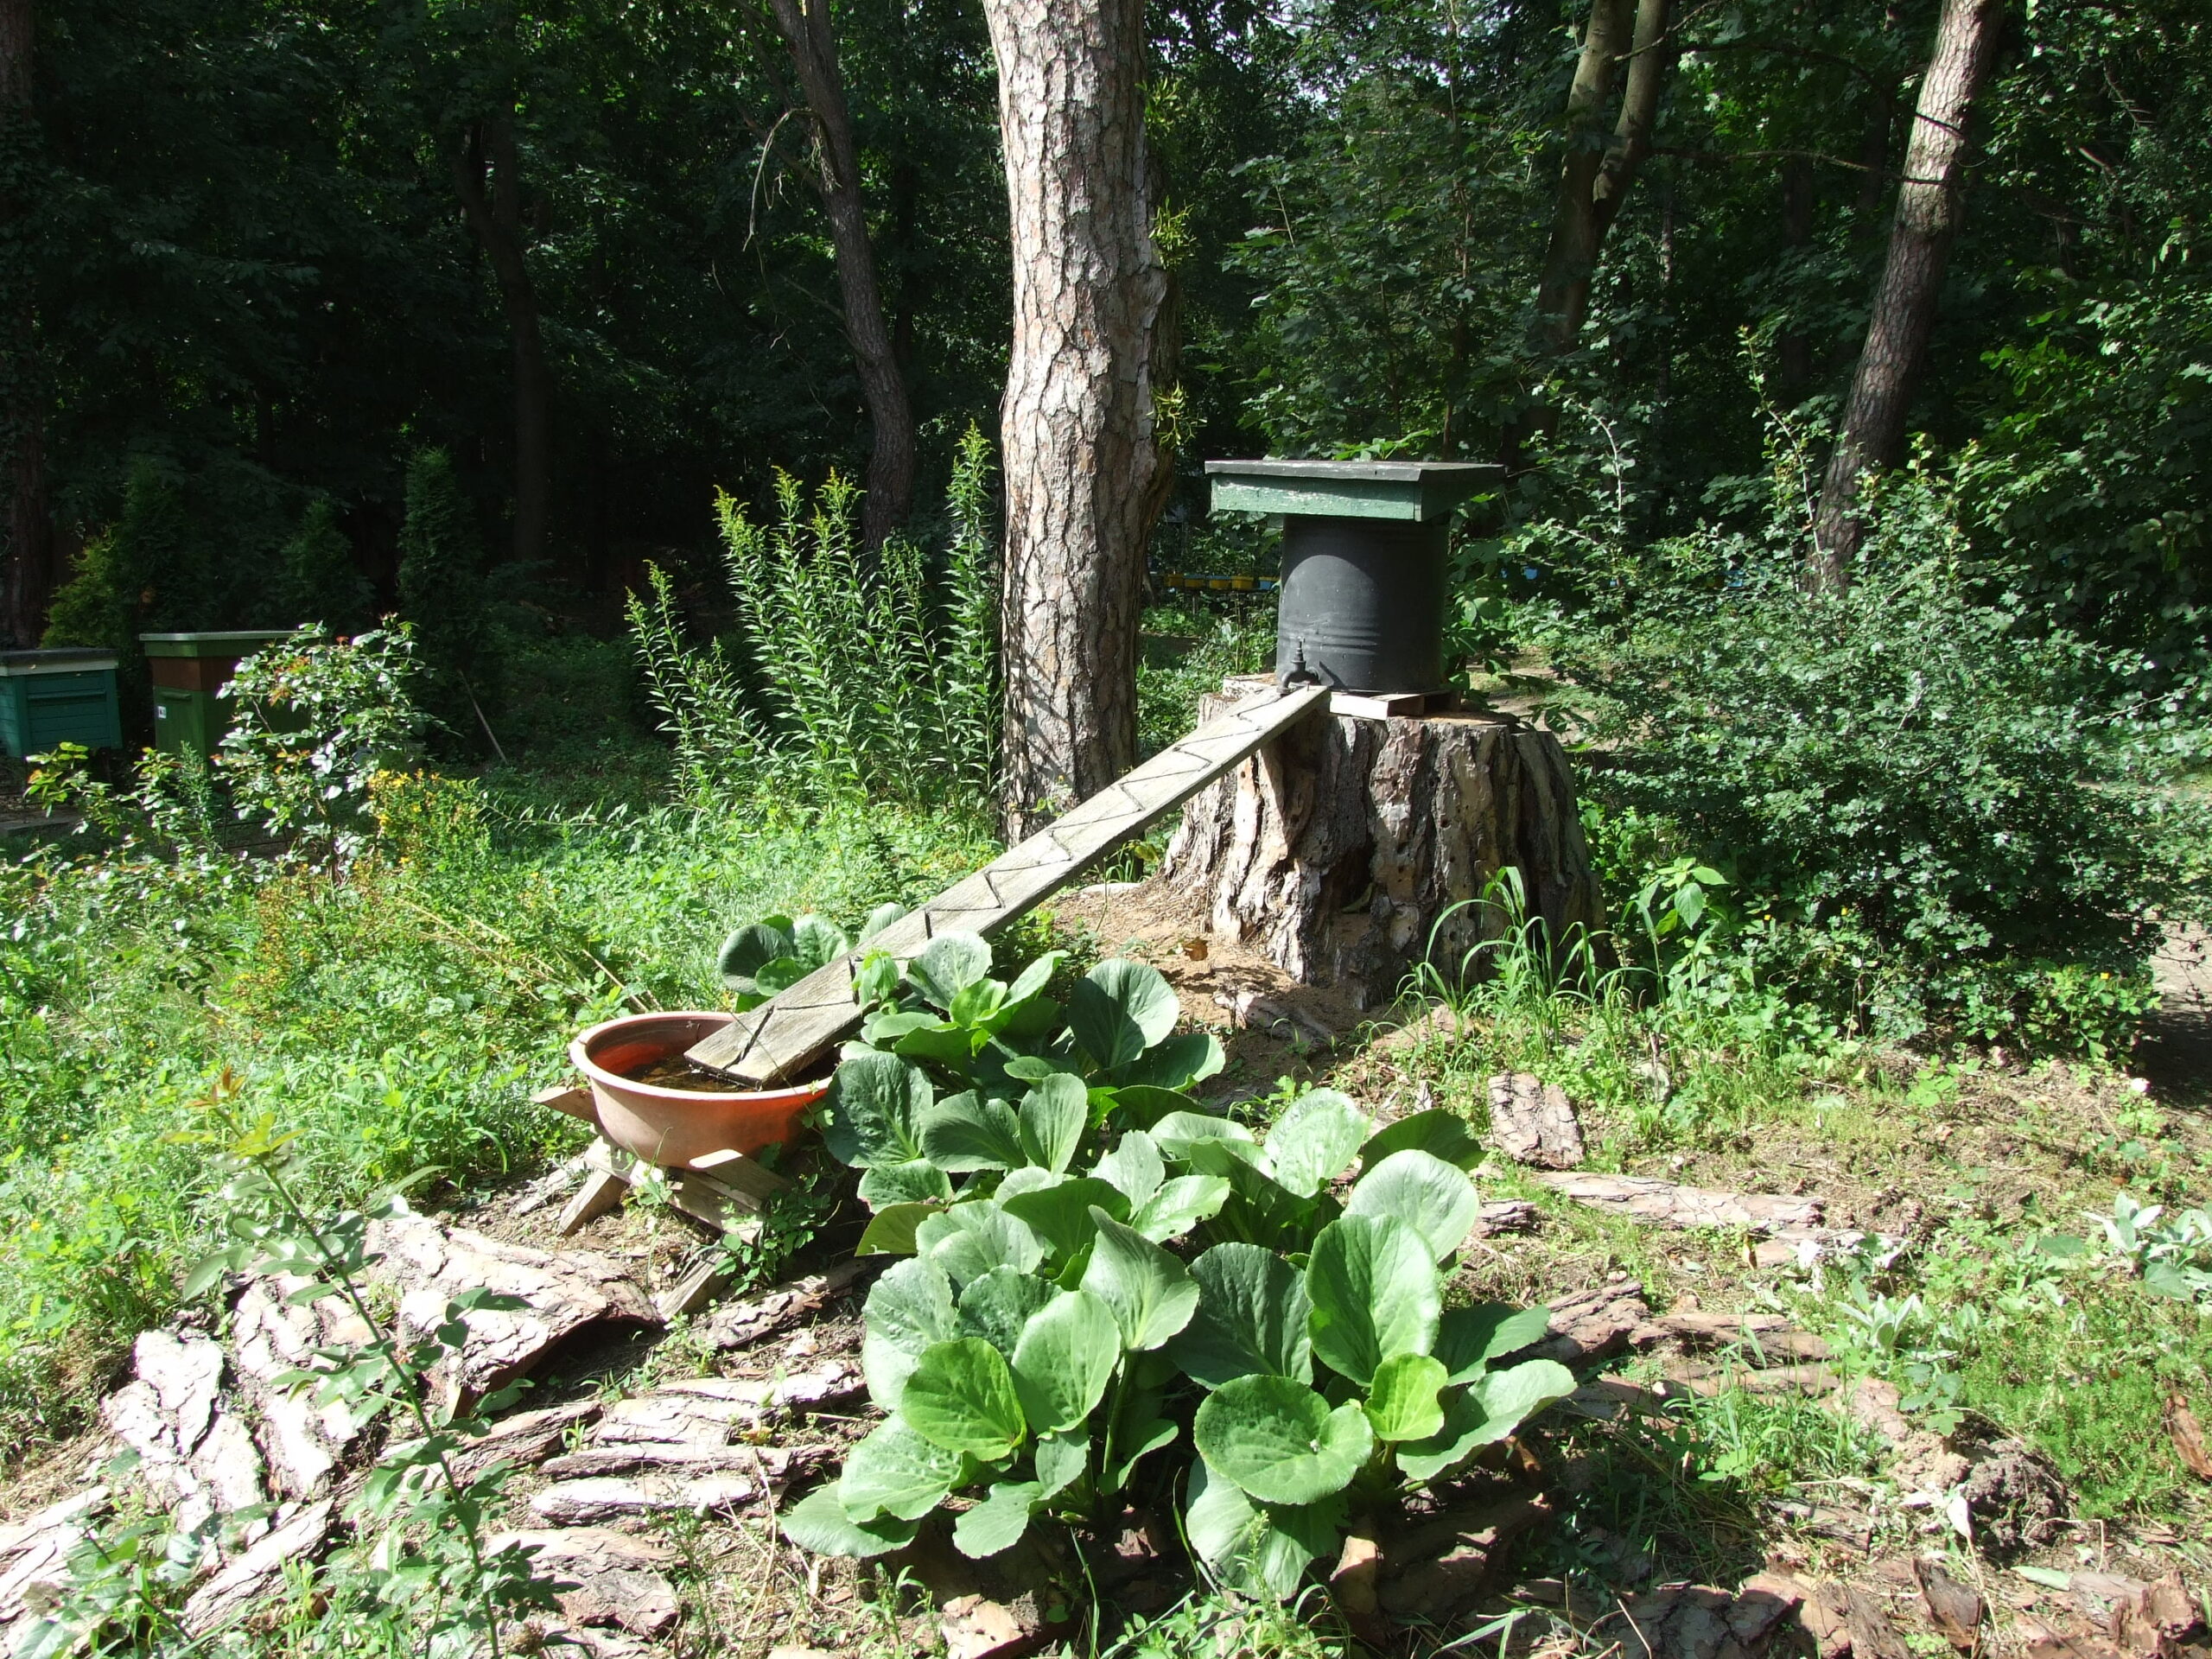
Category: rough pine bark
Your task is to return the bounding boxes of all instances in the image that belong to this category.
[451,115,553,569]
[1809,0,2005,585]
[1158,678,1599,1009]
[767,0,915,546]
[983,0,1166,836]
[0,0,49,646]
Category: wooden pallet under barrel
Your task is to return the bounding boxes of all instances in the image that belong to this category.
[533,683,1330,1316]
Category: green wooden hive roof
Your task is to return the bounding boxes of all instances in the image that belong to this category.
[1205,459,1504,524]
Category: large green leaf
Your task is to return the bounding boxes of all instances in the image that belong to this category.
[1263,1090,1372,1198]
[1003,951,1065,1006]
[1344,1150,1481,1263]
[1092,1131,1165,1209]
[895,1023,988,1069]
[1171,1242,1314,1388]
[1080,1208,1199,1351]
[950,977,1009,1028]
[1010,1288,1121,1433]
[1102,1084,1202,1128]
[780,1485,918,1559]
[1211,1156,1338,1254]
[860,1255,957,1409]
[1433,1303,1553,1383]
[1183,1462,1342,1599]
[1069,960,1181,1070]
[1101,1352,1179,1493]
[1394,1359,1575,1481]
[994,1165,1062,1201]
[1033,1430,1088,1498]
[900,1338,1027,1460]
[1016,1073,1088,1173]
[824,1052,932,1169]
[1150,1111,1262,1174]
[1113,1032,1226,1090]
[908,932,995,1010]
[920,1091,1027,1173]
[915,1202,1046,1288]
[1363,1352,1447,1442]
[790,913,852,970]
[857,1201,942,1256]
[856,1159,954,1212]
[716,920,791,986]
[840,1417,965,1521]
[1305,1215,1440,1385]
[1001,1177,1127,1266]
[1128,1174,1230,1243]
[951,1480,1043,1560]
[956,1266,1058,1357]
[1192,1374,1371,1505]
[1357,1108,1483,1172]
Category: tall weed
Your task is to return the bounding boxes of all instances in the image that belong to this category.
[627,429,1000,805]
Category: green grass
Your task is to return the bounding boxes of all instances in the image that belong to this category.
[0,766,992,1444]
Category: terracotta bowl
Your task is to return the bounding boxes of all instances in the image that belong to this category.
[566,1010,828,1166]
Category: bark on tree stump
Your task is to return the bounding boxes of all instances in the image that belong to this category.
[1156,675,1598,1009]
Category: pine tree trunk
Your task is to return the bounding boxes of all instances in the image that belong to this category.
[1507,0,1673,467]
[984,0,1166,836]
[1808,0,2005,585]
[0,0,49,647]
[451,115,553,569]
[1157,678,1599,1010]
[768,0,916,547]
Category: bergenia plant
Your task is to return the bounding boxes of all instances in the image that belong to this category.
[790,957,1572,1597]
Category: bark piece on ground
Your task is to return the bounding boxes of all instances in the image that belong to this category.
[1617,1585,1748,1659]
[1474,1199,1541,1236]
[2107,1573,2204,1659]
[700,1261,868,1351]
[1376,1491,1556,1623]
[1653,1311,1828,1362]
[1916,1560,1985,1651]
[100,1330,270,1541]
[1523,1171,1822,1234]
[939,1593,1053,1659]
[529,1472,764,1525]
[181,1499,334,1635]
[1767,1498,1874,1550]
[1487,1073,1586,1169]
[1330,1534,1384,1641]
[391,1399,602,1483]
[1218,988,1341,1046]
[1506,1280,1662,1367]
[1843,1586,1916,1659]
[541,1440,824,1480]
[551,1567,681,1637]
[229,1277,373,1498]
[2164,1392,2212,1481]
[591,1363,861,1445]
[2018,1614,2126,1659]
[1800,1581,1853,1659]
[1733,1575,1806,1647]
[1664,1359,1842,1398]
[492,1528,679,1570]
[0,1489,109,1626]
[363,1211,659,1404]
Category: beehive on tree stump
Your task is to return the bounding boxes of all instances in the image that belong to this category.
[1157,675,1599,1009]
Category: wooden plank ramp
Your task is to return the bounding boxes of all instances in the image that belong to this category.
[683,682,1330,1086]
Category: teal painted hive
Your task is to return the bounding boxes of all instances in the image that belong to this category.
[0,650,124,759]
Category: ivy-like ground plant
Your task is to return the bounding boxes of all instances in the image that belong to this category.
[783,932,1573,1598]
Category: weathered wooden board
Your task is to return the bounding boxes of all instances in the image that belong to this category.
[683,683,1331,1085]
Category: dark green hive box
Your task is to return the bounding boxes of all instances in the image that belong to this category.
[0,649,124,759]
[140,631,294,758]
[1205,460,1502,696]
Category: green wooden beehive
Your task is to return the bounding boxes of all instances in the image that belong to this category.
[140,631,293,759]
[0,650,124,759]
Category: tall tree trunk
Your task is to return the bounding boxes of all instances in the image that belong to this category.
[1506,0,1673,465]
[984,0,1166,836]
[450,115,551,568]
[0,0,49,646]
[1808,0,2005,585]
[767,0,915,546]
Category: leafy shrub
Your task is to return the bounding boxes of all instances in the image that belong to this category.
[784,932,1569,1594]
[274,498,375,635]
[627,427,999,805]
[219,626,429,860]
[1546,474,2212,1049]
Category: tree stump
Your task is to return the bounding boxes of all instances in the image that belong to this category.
[1156,676,1598,1009]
